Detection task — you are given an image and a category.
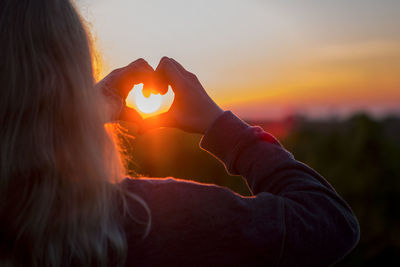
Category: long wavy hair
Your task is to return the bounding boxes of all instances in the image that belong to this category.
[0,0,148,266]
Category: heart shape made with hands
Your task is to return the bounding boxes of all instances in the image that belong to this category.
[126,83,175,119]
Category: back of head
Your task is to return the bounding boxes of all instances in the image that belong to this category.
[0,0,128,266]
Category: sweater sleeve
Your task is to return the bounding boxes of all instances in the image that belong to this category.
[199,111,360,266]
[122,111,360,267]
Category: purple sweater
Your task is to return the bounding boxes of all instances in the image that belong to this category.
[119,111,360,266]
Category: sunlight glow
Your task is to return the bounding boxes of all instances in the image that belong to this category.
[132,84,162,113]
[126,84,175,119]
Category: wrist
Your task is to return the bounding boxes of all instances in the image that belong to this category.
[97,82,125,122]
[201,106,224,134]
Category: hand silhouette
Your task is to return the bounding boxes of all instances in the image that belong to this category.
[96,58,155,123]
[98,57,224,134]
[139,57,224,134]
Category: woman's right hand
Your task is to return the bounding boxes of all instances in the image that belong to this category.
[140,57,224,134]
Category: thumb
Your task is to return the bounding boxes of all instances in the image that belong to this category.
[143,75,169,97]
[138,112,173,134]
[119,106,143,124]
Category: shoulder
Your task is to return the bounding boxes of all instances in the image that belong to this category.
[119,176,254,227]
[118,177,283,266]
[119,176,244,208]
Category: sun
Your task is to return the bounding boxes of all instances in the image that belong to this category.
[126,84,174,118]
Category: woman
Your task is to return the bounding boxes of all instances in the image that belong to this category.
[0,0,359,266]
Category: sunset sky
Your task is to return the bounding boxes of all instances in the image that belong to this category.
[78,0,400,119]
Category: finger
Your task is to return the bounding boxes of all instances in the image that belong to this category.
[119,106,143,124]
[143,74,169,96]
[127,59,168,96]
[142,87,156,98]
[138,112,173,134]
[155,57,184,91]
[119,59,155,98]
[124,59,154,84]
[168,58,188,74]
[119,71,153,99]
[126,58,154,73]
[169,58,199,81]
[142,87,151,98]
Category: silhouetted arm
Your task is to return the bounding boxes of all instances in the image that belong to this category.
[199,110,360,266]
[120,57,359,266]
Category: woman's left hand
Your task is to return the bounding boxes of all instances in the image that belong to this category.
[95,58,156,123]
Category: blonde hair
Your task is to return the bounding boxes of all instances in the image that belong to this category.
[0,0,149,266]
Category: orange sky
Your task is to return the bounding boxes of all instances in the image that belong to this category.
[214,41,400,119]
[80,0,400,119]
